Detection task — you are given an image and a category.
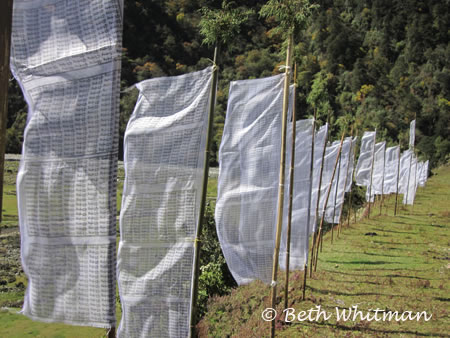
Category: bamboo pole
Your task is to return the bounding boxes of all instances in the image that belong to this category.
[367,129,377,218]
[394,142,401,215]
[330,154,341,243]
[270,33,293,338]
[309,117,326,278]
[404,151,412,208]
[314,130,346,272]
[283,64,297,310]
[346,133,358,227]
[189,46,219,338]
[107,327,115,338]
[301,104,316,301]
[319,117,332,254]
[379,144,386,216]
[0,0,14,223]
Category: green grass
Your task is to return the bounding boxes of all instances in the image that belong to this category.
[198,165,450,337]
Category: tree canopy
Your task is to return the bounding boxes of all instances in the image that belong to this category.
[6,0,450,167]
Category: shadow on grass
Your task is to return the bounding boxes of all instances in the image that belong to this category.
[326,260,395,265]
[372,228,417,235]
[307,285,408,298]
[291,318,448,337]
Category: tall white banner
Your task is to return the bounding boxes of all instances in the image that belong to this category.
[399,149,413,195]
[325,137,352,224]
[409,120,416,149]
[319,141,340,219]
[11,0,122,328]
[403,155,418,205]
[280,119,314,270]
[418,160,429,187]
[366,141,386,201]
[383,146,400,194]
[345,137,358,193]
[117,68,213,337]
[355,131,376,187]
[215,74,284,285]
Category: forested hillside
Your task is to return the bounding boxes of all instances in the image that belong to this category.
[6,0,450,166]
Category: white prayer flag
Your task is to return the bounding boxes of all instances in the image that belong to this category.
[345,137,358,193]
[280,119,314,271]
[366,141,386,202]
[398,149,413,195]
[117,67,213,337]
[418,160,429,187]
[215,74,285,285]
[319,141,340,219]
[11,0,122,328]
[324,138,351,223]
[409,120,416,149]
[383,146,400,194]
[403,155,418,205]
[355,131,376,187]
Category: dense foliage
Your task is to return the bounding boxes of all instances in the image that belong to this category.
[7,0,449,166]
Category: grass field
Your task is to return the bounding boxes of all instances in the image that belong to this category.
[1,161,448,337]
[198,165,450,337]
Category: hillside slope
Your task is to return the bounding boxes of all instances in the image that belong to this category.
[198,165,450,337]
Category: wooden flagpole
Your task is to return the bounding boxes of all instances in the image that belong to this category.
[379,143,386,215]
[319,117,332,254]
[367,129,377,218]
[283,63,297,310]
[301,100,316,301]
[314,130,346,272]
[270,32,293,338]
[394,141,401,215]
[309,115,326,278]
[346,133,358,227]
[190,46,219,338]
[330,153,342,243]
[404,151,412,208]
[0,0,14,223]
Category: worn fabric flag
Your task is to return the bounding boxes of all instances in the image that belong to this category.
[403,155,418,205]
[215,74,284,285]
[318,141,340,220]
[418,160,429,187]
[325,137,351,224]
[383,146,400,194]
[345,137,358,193]
[366,141,386,202]
[310,124,328,233]
[409,120,416,149]
[398,150,413,195]
[355,131,376,187]
[117,67,212,337]
[279,119,314,271]
[11,0,123,328]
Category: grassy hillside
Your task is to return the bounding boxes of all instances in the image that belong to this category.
[197,165,450,337]
[1,162,448,336]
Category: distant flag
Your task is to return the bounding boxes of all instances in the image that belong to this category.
[409,120,416,149]
[383,146,400,194]
[355,131,376,187]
